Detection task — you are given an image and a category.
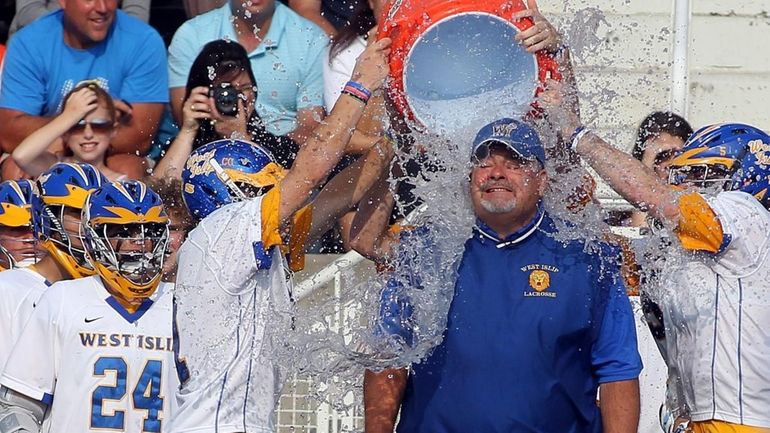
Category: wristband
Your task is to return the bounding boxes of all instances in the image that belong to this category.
[343,81,372,103]
[569,126,590,151]
[341,89,368,105]
[553,43,569,57]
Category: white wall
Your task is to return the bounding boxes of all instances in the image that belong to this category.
[541,0,770,147]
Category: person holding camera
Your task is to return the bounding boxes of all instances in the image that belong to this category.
[155,39,299,179]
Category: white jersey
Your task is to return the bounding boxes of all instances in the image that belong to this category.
[663,191,770,427]
[170,191,296,433]
[0,267,49,372]
[0,277,179,432]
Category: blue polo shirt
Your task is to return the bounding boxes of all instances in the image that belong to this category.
[0,10,168,116]
[395,210,642,433]
[167,2,328,136]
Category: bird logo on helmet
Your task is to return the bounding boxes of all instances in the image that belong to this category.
[83,180,170,304]
[32,162,106,278]
[668,123,770,208]
[0,179,38,269]
[181,139,285,220]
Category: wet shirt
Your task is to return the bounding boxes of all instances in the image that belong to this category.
[170,187,311,433]
[0,278,178,432]
[396,211,642,433]
[663,191,770,428]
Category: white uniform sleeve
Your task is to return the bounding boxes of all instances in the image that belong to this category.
[0,288,60,403]
[707,191,770,276]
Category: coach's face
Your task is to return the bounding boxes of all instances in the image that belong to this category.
[60,0,117,49]
[470,144,546,225]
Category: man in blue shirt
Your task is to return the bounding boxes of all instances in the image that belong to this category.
[0,0,168,179]
[167,0,328,145]
[351,118,642,433]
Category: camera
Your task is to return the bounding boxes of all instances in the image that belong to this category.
[210,83,240,117]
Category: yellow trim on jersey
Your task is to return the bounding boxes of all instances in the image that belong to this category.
[287,204,312,272]
[675,192,724,253]
[260,187,283,251]
[691,420,770,433]
[0,203,31,227]
[259,186,313,271]
[90,205,169,225]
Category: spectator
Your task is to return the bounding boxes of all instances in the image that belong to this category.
[182,0,225,19]
[8,0,150,36]
[0,0,168,180]
[324,0,381,111]
[155,39,299,179]
[353,119,642,433]
[168,0,327,146]
[628,111,693,227]
[12,81,128,181]
[289,0,364,37]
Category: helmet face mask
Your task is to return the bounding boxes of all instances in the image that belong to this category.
[32,163,107,277]
[0,179,40,269]
[667,123,770,207]
[87,222,168,290]
[668,163,732,191]
[44,204,94,274]
[0,226,38,269]
[83,180,170,306]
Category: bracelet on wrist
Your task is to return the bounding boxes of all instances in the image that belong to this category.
[569,125,590,151]
[343,80,372,104]
[341,89,368,105]
[553,43,569,56]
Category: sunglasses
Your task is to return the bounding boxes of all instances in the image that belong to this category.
[70,118,113,133]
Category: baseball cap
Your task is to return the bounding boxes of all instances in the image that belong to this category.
[471,118,545,165]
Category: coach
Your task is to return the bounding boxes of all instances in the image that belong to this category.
[352,118,642,433]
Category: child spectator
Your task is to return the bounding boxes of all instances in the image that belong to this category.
[12,82,127,181]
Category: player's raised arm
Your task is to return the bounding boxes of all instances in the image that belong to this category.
[349,169,399,262]
[541,79,682,225]
[278,37,392,224]
[308,137,395,242]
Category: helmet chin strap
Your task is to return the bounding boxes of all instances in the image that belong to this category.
[210,159,249,200]
[14,257,38,268]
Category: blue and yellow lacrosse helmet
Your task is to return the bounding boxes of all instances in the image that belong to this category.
[0,179,37,269]
[83,180,169,303]
[668,123,770,207]
[32,162,106,277]
[181,139,285,220]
